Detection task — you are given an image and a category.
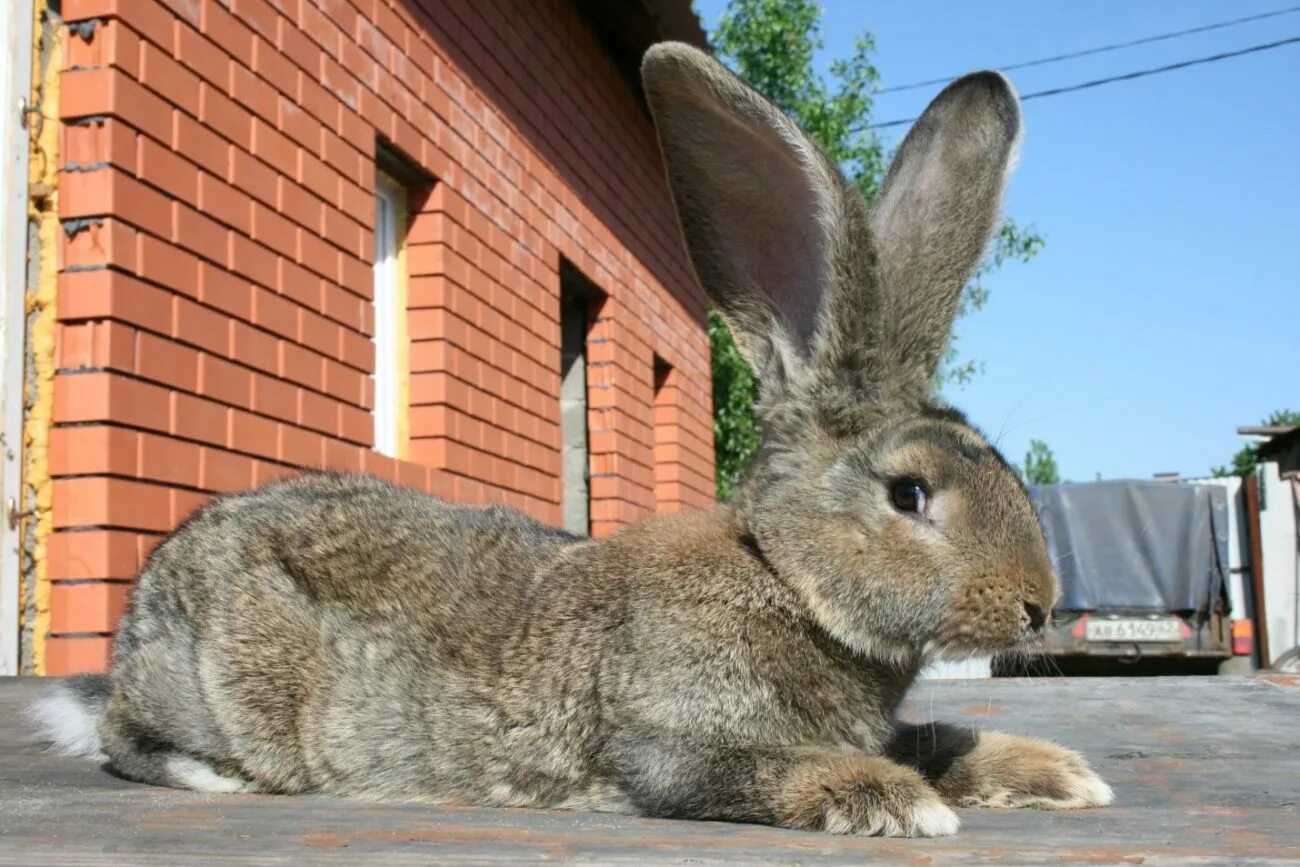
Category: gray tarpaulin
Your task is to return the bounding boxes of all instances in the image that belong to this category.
[1027,481,1229,614]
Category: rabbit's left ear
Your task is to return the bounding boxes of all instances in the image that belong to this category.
[867,72,1022,390]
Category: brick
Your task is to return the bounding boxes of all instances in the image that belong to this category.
[299,75,340,134]
[278,95,322,151]
[62,69,172,144]
[251,201,297,255]
[279,341,324,391]
[197,173,252,234]
[231,321,279,374]
[321,437,361,473]
[252,34,297,96]
[200,82,253,151]
[54,371,170,431]
[277,259,322,310]
[229,409,279,459]
[296,228,339,282]
[171,392,228,446]
[322,358,364,406]
[321,281,363,331]
[53,476,173,531]
[231,62,279,124]
[136,431,202,487]
[228,233,279,289]
[62,117,134,172]
[174,204,229,266]
[298,389,338,435]
[196,353,252,408]
[321,206,362,258]
[65,19,141,78]
[277,15,321,73]
[58,321,128,372]
[47,529,146,581]
[251,286,298,339]
[298,1,342,57]
[140,42,201,116]
[250,118,297,177]
[115,0,176,51]
[171,298,228,358]
[50,583,133,635]
[277,176,323,234]
[175,23,229,88]
[297,149,338,207]
[136,135,198,204]
[229,147,279,208]
[198,353,253,407]
[62,168,171,240]
[200,0,255,67]
[174,112,228,171]
[278,422,321,465]
[338,404,371,445]
[136,331,199,391]
[48,425,138,477]
[200,446,255,492]
[44,637,113,675]
[251,372,298,422]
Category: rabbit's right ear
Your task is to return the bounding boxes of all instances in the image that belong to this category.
[642,43,862,397]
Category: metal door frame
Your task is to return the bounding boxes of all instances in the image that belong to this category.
[0,0,35,674]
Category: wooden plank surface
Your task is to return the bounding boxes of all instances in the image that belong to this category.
[1,675,1297,864]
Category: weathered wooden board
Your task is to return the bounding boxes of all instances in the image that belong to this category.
[2,675,1296,864]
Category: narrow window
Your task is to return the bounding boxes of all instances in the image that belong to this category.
[373,173,407,458]
[559,291,590,535]
[559,262,604,535]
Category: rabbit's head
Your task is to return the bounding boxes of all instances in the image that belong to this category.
[643,44,1055,665]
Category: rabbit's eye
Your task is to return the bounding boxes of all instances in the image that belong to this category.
[890,479,928,514]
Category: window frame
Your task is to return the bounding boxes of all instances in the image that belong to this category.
[372,172,410,460]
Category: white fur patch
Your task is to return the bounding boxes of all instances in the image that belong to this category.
[1067,769,1115,808]
[826,793,960,837]
[165,755,256,794]
[910,798,961,837]
[28,687,105,761]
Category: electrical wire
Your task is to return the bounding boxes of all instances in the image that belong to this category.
[878,5,1300,94]
[867,35,1300,130]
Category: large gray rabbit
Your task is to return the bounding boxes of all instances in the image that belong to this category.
[33,43,1111,837]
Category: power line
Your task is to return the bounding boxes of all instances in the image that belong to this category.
[866,35,1300,130]
[878,5,1300,95]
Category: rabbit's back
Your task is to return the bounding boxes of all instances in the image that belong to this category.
[107,472,579,796]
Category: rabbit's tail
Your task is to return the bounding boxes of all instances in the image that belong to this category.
[28,674,112,760]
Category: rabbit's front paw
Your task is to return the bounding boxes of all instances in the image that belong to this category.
[782,756,959,837]
[944,732,1114,810]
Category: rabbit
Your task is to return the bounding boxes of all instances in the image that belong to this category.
[31,42,1112,837]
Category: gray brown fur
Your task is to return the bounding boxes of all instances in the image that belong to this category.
[32,43,1111,836]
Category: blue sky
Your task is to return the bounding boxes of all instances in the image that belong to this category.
[692,1,1299,481]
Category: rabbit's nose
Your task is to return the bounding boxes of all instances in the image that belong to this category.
[1022,601,1046,631]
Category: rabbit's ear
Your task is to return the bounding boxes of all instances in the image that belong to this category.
[866,71,1022,390]
[642,43,861,395]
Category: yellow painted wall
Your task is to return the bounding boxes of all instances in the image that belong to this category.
[24,0,60,674]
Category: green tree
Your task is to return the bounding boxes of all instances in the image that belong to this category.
[706,0,1044,499]
[1212,409,1300,477]
[1014,439,1062,486]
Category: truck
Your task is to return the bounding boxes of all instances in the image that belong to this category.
[1013,479,1238,675]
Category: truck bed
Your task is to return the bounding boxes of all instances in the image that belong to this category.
[2,675,1297,864]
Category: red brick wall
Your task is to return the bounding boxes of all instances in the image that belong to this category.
[45,0,714,675]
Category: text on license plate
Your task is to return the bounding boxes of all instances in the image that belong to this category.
[1085,618,1183,643]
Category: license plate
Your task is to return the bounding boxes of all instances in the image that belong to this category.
[1085,618,1183,643]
